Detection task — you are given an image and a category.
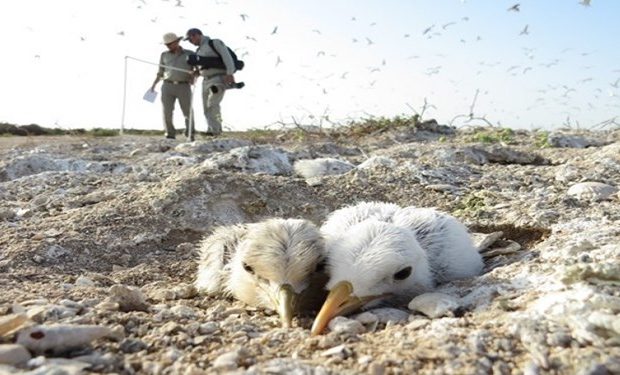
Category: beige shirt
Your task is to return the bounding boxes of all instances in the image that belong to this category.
[157,49,194,82]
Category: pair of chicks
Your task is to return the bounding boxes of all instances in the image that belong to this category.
[195,201,484,335]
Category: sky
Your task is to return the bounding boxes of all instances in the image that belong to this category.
[1,0,619,133]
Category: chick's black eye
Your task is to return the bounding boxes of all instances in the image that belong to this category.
[315,259,326,273]
[243,262,254,274]
[393,266,412,281]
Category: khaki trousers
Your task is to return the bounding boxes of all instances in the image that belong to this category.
[161,82,194,138]
[201,81,225,135]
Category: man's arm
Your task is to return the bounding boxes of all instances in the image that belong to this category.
[150,53,165,91]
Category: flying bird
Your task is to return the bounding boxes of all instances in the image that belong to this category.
[442,21,456,30]
[195,218,327,327]
[508,3,520,12]
[311,202,483,335]
[579,0,591,6]
[271,26,278,35]
[422,25,435,35]
[240,14,249,21]
[520,25,529,35]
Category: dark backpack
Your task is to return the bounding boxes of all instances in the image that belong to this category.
[208,39,245,72]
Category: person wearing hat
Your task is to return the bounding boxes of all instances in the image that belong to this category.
[150,32,196,140]
[185,28,236,136]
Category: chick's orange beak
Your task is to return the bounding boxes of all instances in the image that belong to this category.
[310,281,367,336]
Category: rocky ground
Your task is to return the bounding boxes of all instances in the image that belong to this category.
[0,122,618,374]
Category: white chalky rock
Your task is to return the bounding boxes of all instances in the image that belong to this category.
[320,344,352,359]
[26,357,91,374]
[364,307,410,324]
[170,305,197,319]
[0,344,31,365]
[408,292,461,318]
[567,182,618,201]
[74,276,96,287]
[357,156,396,169]
[212,349,246,370]
[294,158,354,178]
[327,316,365,334]
[16,324,112,355]
[354,312,378,325]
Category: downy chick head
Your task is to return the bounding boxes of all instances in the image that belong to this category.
[311,219,432,335]
[227,218,326,327]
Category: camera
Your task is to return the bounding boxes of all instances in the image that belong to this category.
[211,82,245,94]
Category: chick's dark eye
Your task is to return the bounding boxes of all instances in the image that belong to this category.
[243,262,254,274]
[393,266,412,280]
[315,259,326,273]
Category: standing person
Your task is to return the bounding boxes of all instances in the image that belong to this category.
[150,32,196,141]
[184,28,236,136]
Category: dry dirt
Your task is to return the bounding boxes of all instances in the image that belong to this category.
[0,125,619,374]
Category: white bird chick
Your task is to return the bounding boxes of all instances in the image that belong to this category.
[195,218,326,327]
[311,202,483,335]
[319,201,401,239]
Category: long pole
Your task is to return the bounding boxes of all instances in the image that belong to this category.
[189,83,195,141]
[120,56,128,135]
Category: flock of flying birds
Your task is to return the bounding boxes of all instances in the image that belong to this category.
[224,1,613,126]
[25,0,612,129]
[194,201,484,335]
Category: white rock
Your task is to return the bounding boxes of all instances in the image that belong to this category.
[567,182,618,201]
[199,322,219,335]
[327,316,365,334]
[408,292,461,318]
[357,354,373,365]
[357,156,396,169]
[547,133,593,148]
[471,231,504,252]
[0,344,31,365]
[320,344,352,359]
[74,276,96,287]
[45,244,69,259]
[26,357,91,375]
[354,312,378,324]
[587,312,620,335]
[365,307,410,324]
[294,158,354,178]
[207,145,292,175]
[16,324,112,355]
[212,349,242,370]
[170,305,197,319]
[72,352,117,367]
